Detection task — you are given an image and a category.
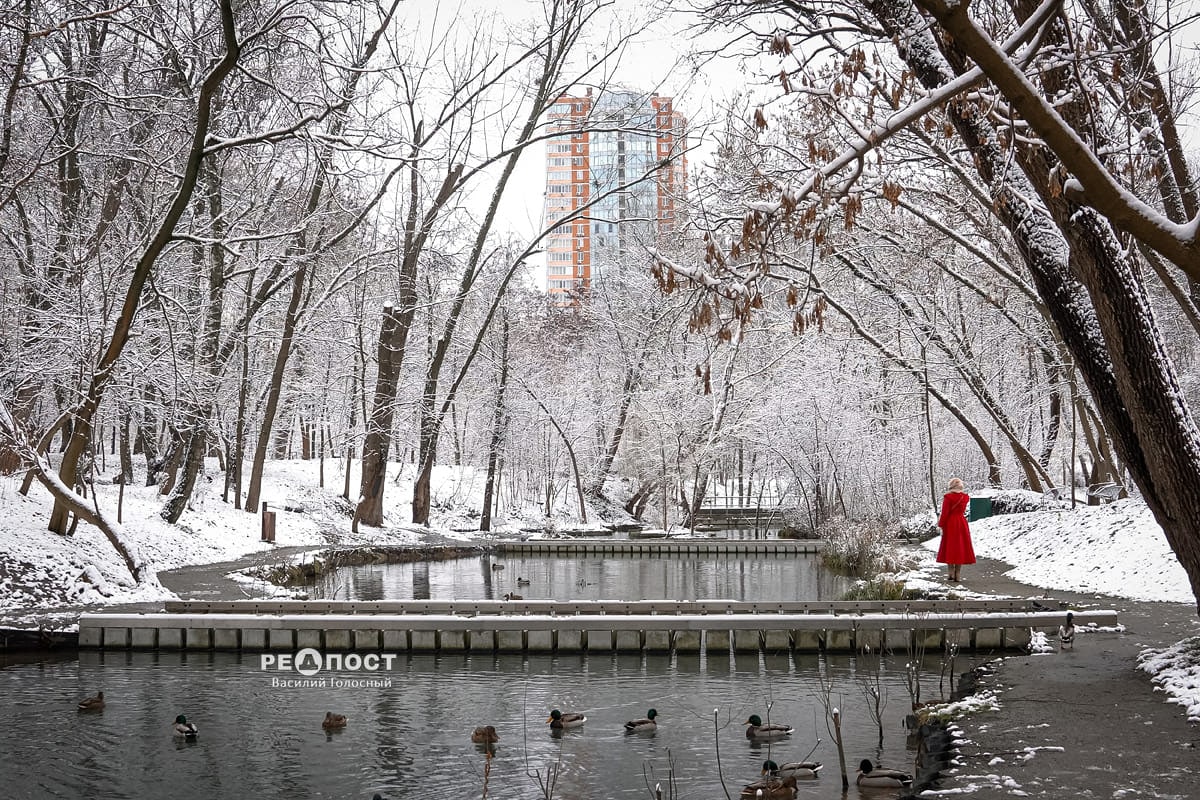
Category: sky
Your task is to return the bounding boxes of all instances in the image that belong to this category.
[447,0,764,265]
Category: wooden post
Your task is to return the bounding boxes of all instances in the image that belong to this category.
[261,502,276,543]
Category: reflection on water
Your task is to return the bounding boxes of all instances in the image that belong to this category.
[0,649,931,800]
[313,553,853,602]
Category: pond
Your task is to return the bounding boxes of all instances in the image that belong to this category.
[0,648,939,800]
[308,552,853,602]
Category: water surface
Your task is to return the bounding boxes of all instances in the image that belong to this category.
[1,649,929,799]
[310,552,851,602]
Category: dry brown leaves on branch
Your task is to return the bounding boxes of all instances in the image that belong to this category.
[881,180,903,208]
[844,193,863,228]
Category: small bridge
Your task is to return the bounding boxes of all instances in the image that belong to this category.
[78,598,1114,654]
[494,539,818,555]
[691,498,789,527]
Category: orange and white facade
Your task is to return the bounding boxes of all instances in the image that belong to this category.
[545,90,687,298]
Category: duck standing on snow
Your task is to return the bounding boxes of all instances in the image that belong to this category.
[1059,612,1076,649]
[744,714,794,740]
[77,691,105,712]
[322,711,348,730]
[547,709,586,729]
[762,758,821,779]
[856,759,912,788]
[172,714,198,739]
[624,708,658,732]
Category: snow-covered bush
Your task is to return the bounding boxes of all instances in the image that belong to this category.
[820,517,916,576]
[898,511,938,542]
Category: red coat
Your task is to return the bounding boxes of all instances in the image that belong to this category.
[936,491,976,565]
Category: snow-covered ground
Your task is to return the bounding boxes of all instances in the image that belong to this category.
[1,466,1197,722]
[0,458,603,622]
[918,497,1200,723]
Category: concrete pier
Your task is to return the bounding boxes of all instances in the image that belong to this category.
[79,602,1116,654]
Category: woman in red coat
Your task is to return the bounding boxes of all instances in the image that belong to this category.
[936,477,975,582]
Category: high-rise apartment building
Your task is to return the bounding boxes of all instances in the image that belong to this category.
[544,89,687,298]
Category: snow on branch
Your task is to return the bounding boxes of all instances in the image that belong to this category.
[751,0,1062,226]
[647,249,751,300]
[915,0,1200,279]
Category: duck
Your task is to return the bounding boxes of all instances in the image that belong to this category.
[503,592,523,601]
[516,577,531,586]
[491,563,505,571]
[744,714,794,740]
[471,725,499,744]
[739,774,797,798]
[762,758,822,779]
[172,714,198,739]
[624,708,658,732]
[1059,612,1075,649]
[77,690,105,712]
[855,759,912,788]
[322,711,348,730]
[547,709,587,729]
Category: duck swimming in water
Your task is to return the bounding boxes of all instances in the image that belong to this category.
[624,708,658,732]
[547,709,586,729]
[739,773,797,798]
[77,690,105,712]
[471,725,499,744]
[762,758,821,779]
[744,714,794,740]
[322,712,348,730]
[856,759,912,788]
[172,714,198,739]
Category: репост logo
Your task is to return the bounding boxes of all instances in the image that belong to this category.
[260,648,398,687]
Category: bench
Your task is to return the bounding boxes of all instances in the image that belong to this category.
[1087,482,1123,503]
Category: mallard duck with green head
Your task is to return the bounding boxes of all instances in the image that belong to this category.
[547,709,586,729]
[471,725,499,744]
[744,714,793,740]
[77,690,105,712]
[172,714,198,739]
[762,758,821,779]
[856,759,912,788]
[624,708,658,732]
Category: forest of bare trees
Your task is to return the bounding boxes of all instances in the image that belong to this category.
[1,0,1197,609]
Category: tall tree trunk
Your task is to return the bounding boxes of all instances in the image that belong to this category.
[355,303,410,528]
[163,157,229,523]
[480,317,509,532]
[342,368,357,502]
[245,262,307,514]
[47,2,241,534]
[118,406,133,485]
[589,356,645,496]
[231,297,250,510]
[355,156,461,529]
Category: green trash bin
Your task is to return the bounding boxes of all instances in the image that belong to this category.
[968,496,992,521]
